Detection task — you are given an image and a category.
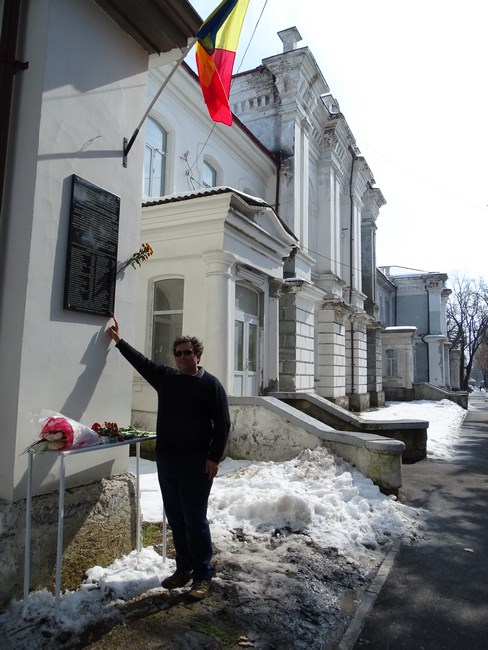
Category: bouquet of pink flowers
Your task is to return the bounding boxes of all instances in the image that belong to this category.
[24,410,102,453]
[22,412,155,454]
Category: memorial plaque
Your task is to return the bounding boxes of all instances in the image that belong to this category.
[64,175,120,316]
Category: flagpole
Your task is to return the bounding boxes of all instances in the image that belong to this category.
[123,37,197,167]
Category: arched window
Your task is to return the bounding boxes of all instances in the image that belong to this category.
[144,117,167,197]
[152,279,183,364]
[202,160,217,188]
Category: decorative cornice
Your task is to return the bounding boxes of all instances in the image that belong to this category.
[322,298,353,317]
[236,265,267,287]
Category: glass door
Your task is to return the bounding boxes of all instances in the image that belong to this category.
[233,285,260,396]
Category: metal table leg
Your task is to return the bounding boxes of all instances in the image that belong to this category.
[54,454,66,622]
[136,443,141,552]
[23,451,34,607]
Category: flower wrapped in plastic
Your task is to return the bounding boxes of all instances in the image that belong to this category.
[24,410,102,453]
[22,412,155,454]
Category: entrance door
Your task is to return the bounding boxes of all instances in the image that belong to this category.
[234,285,260,396]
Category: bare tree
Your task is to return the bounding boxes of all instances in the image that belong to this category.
[446,275,488,390]
[473,338,488,388]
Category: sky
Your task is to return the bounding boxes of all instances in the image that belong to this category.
[0,398,472,648]
[191,0,488,281]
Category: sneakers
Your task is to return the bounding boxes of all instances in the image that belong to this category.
[162,570,192,589]
[162,571,212,600]
[188,579,212,601]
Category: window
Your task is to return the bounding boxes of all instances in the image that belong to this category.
[386,349,398,379]
[144,117,167,197]
[202,160,217,188]
[235,284,259,314]
[152,279,183,363]
[234,285,259,376]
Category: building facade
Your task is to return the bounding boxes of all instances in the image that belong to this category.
[133,26,387,428]
[230,28,387,410]
[377,267,452,399]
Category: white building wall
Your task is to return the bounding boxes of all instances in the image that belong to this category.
[131,186,295,418]
[146,64,277,202]
[382,328,417,390]
[127,63,287,412]
[0,0,148,501]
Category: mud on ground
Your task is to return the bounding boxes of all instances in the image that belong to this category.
[74,532,379,650]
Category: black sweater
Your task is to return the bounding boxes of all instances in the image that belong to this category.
[116,340,231,462]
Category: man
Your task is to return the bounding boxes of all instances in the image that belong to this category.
[108,317,230,600]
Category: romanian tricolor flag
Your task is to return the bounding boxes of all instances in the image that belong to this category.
[196,0,250,126]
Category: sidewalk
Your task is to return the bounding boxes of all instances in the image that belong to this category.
[342,393,488,650]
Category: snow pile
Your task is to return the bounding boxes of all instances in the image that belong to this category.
[0,400,469,648]
[360,399,467,461]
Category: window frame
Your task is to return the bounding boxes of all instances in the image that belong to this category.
[150,277,184,364]
[202,159,217,188]
[144,116,167,198]
[385,348,398,379]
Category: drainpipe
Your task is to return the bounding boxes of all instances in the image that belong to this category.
[348,146,357,394]
[275,157,281,216]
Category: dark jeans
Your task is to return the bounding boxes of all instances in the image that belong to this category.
[156,454,215,582]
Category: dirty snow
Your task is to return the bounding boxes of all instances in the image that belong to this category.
[0,400,468,648]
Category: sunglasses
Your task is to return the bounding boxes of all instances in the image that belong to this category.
[174,349,194,357]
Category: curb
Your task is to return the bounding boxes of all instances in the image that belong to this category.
[336,538,402,650]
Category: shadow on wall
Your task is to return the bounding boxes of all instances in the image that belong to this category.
[61,327,110,421]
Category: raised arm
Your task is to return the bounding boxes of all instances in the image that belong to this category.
[108,317,173,388]
[108,317,121,344]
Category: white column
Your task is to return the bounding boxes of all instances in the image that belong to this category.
[300,118,310,251]
[352,200,362,294]
[202,251,236,392]
[292,119,302,237]
[268,279,282,392]
[424,335,446,386]
[427,287,442,333]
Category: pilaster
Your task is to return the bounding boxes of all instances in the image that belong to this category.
[315,299,349,400]
[267,278,283,393]
[346,311,371,412]
[202,251,236,390]
[367,322,385,407]
[279,280,324,392]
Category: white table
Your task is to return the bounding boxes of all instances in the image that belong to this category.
[23,436,164,620]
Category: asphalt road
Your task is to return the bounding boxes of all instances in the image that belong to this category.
[351,392,488,650]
